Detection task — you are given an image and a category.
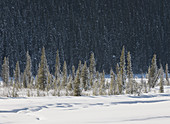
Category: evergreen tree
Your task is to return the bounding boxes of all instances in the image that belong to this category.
[126,52,133,94]
[99,70,105,95]
[109,68,115,95]
[81,61,88,91]
[1,57,9,86]
[159,65,164,93]
[62,61,67,88]
[165,64,169,86]
[89,52,96,87]
[72,65,75,81]
[73,67,81,96]
[23,51,32,88]
[55,50,60,81]
[116,63,123,94]
[150,54,158,88]
[14,61,21,89]
[37,47,48,90]
[120,46,126,87]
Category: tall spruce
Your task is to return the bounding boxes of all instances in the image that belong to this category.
[55,50,60,81]
[62,61,67,88]
[99,70,105,95]
[126,52,133,94]
[89,52,96,87]
[120,46,126,87]
[81,61,88,91]
[109,68,115,95]
[165,64,169,86]
[73,66,81,96]
[116,63,122,94]
[23,51,32,88]
[1,57,9,86]
[72,65,75,81]
[159,65,164,93]
[150,54,158,88]
[37,47,48,90]
[14,61,21,88]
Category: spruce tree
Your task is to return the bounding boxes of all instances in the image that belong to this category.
[62,61,67,88]
[89,52,96,87]
[55,50,60,81]
[72,65,75,81]
[159,65,164,93]
[126,52,133,94]
[73,67,81,96]
[23,51,32,88]
[99,70,105,95]
[109,68,115,95]
[14,61,21,89]
[150,54,158,88]
[1,57,9,86]
[165,64,169,86]
[81,61,88,91]
[116,63,122,94]
[37,47,48,90]
[120,46,126,87]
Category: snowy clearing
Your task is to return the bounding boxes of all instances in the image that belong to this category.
[1,86,170,124]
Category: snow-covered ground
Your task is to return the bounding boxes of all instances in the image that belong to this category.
[1,86,170,124]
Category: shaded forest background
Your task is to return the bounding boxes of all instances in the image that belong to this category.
[0,0,170,76]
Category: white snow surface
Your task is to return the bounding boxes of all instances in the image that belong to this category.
[1,86,170,124]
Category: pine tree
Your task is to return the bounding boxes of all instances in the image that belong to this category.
[165,64,169,86]
[55,50,60,81]
[120,46,126,87]
[1,57,9,86]
[81,61,88,91]
[150,54,158,88]
[93,71,100,96]
[159,65,164,93]
[89,52,96,88]
[14,61,21,89]
[37,47,48,90]
[73,67,81,96]
[126,52,133,94]
[109,68,115,95]
[116,63,122,94]
[23,51,32,88]
[72,65,75,81]
[99,70,105,95]
[147,66,151,90]
[62,61,67,88]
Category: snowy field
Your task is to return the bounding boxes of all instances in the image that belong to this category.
[1,86,170,124]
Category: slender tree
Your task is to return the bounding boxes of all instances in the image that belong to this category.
[37,47,49,90]
[165,64,169,86]
[126,52,133,94]
[55,50,60,81]
[150,54,158,88]
[23,51,32,88]
[73,66,81,96]
[120,46,126,87]
[109,68,115,95]
[62,61,67,88]
[89,52,96,87]
[1,57,9,86]
[159,65,164,93]
[14,61,21,89]
[81,61,88,91]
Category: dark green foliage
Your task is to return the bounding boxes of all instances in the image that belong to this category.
[37,47,49,90]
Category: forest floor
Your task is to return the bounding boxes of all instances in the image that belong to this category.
[1,84,170,124]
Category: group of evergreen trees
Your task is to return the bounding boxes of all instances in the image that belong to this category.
[1,46,169,97]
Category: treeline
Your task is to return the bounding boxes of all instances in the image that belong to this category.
[1,46,169,97]
[0,0,170,75]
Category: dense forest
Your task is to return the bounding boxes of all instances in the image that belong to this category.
[0,0,170,76]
